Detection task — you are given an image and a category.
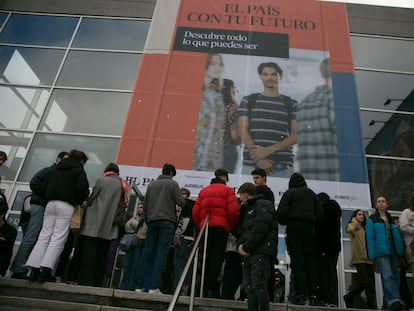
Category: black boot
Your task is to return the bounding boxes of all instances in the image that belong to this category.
[309,295,321,306]
[343,294,354,308]
[28,268,40,283]
[38,267,56,283]
[296,294,306,305]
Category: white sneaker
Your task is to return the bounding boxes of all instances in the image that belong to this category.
[135,288,144,293]
[148,288,163,294]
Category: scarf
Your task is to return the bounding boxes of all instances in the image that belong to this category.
[104,171,131,205]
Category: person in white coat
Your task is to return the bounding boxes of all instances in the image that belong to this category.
[399,191,414,274]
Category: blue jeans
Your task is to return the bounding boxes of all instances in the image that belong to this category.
[134,220,175,290]
[120,240,145,290]
[10,204,45,274]
[376,254,402,309]
[173,238,192,291]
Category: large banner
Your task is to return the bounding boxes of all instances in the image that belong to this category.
[117,0,370,209]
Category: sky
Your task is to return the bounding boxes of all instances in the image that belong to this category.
[320,0,414,9]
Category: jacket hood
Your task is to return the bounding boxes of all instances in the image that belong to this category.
[288,172,307,188]
[56,157,82,170]
[246,194,265,205]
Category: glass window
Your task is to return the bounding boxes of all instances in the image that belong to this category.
[366,157,414,212]
[343,240,352,270]
[0,12,8,28]
[10,190,31,211]
[0,85,49,130]
[72,18,150,51]
[361,110,414,151]
[0,46,66,85]
[0,130,32,181]
[6,212,20,230]
[0,14,78,46]
[7,189,31,244]
[17,133,120,185]
[354,70,414,110]
[341,209,353,238]
[351,35,414,72]
[56,51,141,90]
[39,89,131,135]
[277,237,287,265]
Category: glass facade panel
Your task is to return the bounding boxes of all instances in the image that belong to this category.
[39,89,131,135]
[0,46,66,85]
[6,212,20,230]
[0,12,8,27]
[343,240,352,270]
[351,36,414,72]
[342,210,353,237]
[10,190,31,211]
[361,110,414,151]
[277,237,287,265]
[17,133,120,185]
[0,85,49,130]
[366,157,414,212]
[73,18,150,51]
[56,50,141,89]
[354,71,414,111]
[0,14,78,46]
[0,130,32,181]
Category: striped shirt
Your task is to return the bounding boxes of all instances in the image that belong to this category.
[238,93,296,165]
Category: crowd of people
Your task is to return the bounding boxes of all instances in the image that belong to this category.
[1,148,414,311]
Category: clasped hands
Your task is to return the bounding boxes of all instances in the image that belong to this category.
[247,145,274,174]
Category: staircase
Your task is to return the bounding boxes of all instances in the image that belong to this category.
[0,278,334,311]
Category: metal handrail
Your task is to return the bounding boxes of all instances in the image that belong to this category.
[167,213,210,311]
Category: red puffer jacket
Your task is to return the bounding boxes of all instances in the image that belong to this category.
[192,183,239,233]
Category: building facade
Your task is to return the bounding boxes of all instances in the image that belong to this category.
[0,0,413,307]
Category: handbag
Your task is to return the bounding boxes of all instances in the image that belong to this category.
[113,177,130,229]
[119,233,136,251]
[113,201,129,228]
[70,205,84,231]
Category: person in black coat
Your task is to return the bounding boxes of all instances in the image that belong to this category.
[315,192,342,307]
[0,193,17,277]
[277,172,323,306]
[237,182,278,311]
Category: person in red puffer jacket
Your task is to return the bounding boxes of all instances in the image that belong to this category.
[192,175,239,298]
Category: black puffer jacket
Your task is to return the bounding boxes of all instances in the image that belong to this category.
[277,172,323,225]
[45,158,89,206]
[237,195,278,258]
[30,164,55,206]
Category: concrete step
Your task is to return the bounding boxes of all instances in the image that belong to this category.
[0,278,344,311]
